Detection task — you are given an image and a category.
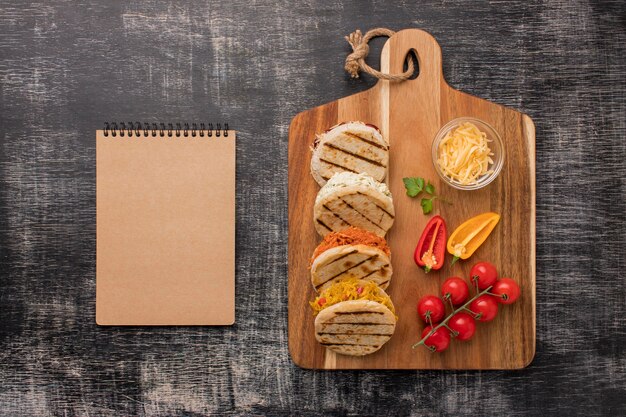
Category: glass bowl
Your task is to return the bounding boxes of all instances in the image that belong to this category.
[431,117,505,190]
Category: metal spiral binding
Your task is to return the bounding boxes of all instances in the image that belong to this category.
[103,122,229,137]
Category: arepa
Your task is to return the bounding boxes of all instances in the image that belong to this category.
[310,122,389,186]
[311,279,396,356]
[314,172,395,237]
[310,227,392,292]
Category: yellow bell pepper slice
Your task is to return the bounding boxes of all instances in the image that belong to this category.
[447,212,500,264]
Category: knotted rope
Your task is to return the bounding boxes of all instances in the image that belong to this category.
[344,28,414,81]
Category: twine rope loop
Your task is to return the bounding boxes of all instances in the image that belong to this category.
[344,28,414,81]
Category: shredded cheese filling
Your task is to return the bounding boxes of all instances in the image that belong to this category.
[437,122,494,185]
[309,278,395,316]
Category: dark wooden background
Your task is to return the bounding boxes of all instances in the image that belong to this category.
[1,1,624,416]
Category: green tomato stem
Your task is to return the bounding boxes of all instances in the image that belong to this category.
[462,306,477,317]
[412,285,493,350]
[443,323,458,337]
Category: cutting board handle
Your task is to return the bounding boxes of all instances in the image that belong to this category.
[381,29,444,86]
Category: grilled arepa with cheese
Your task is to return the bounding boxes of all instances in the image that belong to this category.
[310,279,396,356]
[314,172,395,237]
[310,227,392,292]
[310,121,389,186]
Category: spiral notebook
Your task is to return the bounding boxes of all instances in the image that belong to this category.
[96,122,235,325]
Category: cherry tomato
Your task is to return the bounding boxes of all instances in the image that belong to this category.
[469,295,499,322]
[441,277,470,305]
[491,278,520,304]
[417,295,445,324]
[448,312,476,341]
[421,325,450,352]
[470,261,498,290]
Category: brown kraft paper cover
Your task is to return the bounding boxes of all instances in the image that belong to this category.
[96,130,236,325]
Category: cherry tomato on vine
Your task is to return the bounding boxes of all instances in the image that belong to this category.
[441,277,470,305]
[470,261,498,290]
[469,295,499,322]
[417,295,445,324]
[491,278,520,304]
[421,325,451,352]
[448,312,476,341]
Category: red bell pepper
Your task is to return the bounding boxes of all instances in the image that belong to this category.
[414,215,447,273]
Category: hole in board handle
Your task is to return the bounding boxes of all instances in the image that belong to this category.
[403,49,419,80]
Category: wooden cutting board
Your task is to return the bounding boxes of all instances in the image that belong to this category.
[288,29,535,370]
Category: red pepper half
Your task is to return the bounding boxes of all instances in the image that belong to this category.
[414,215,447,273]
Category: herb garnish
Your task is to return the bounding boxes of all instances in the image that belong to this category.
[402,177,446,214]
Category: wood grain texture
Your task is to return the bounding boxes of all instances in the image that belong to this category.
[0,0,624,415]
[289,29,535,369]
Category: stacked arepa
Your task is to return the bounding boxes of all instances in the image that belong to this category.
[308,121,397,357]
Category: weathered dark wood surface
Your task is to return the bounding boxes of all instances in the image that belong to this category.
[0,0,624,415]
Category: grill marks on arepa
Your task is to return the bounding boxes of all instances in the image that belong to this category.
[317,323,394,335]
[311,123,389,186]
[343,131,387,150]
[314,300,396,356]
[311,247,391,291]
[324,198,386,236]
[329,311,390,323]
[323,141,386,167]
[315,255,390,291]
[318,134,387,182]
[315,198,391,236]
[343,193,395,230]
[315,186,395,237]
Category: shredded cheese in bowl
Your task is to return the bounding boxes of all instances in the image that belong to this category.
[437,122,494,185]
[432,118,504,190]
